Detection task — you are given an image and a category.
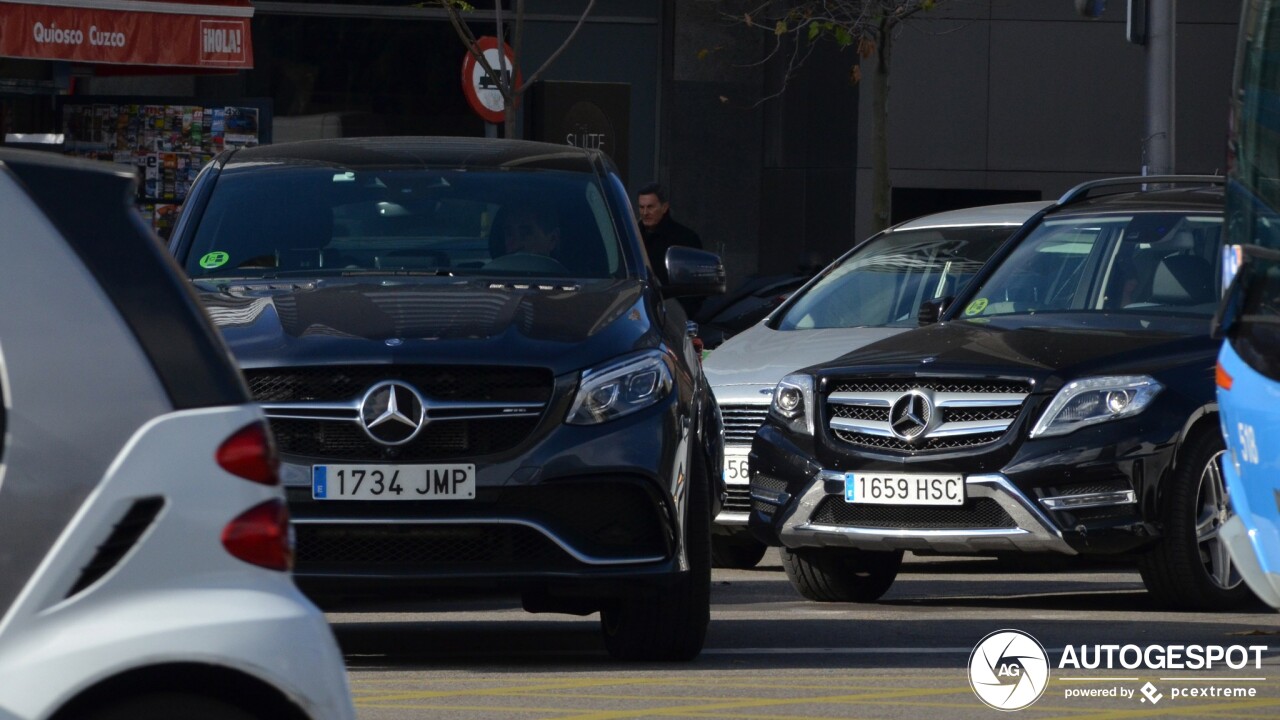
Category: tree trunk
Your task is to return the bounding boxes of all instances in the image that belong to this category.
[870,20,891,234]
[504,99,519,139]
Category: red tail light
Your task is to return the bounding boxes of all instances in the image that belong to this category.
[216,421,280,485]
[222,499,293,571]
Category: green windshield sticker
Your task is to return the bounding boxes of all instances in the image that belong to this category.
[199,251,229,269]
[964,298,989,316]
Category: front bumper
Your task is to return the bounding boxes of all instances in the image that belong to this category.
[275,393,693,605]
[748,419,1173,557]
[753,468,1075,555]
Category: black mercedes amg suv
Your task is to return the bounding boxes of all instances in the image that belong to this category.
[168,137,726,660]
[749,176,1256,611]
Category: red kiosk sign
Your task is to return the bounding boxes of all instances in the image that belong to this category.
[0,0,254,70]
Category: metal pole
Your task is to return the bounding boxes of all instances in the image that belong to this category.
[1144,0,1175,175]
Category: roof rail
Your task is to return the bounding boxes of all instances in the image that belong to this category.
[1056,174,1224,207]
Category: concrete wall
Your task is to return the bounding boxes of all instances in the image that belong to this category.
[853,0,1241,240]
[667,1,1240,281]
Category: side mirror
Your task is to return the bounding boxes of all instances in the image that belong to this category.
[663,246,726,298]
[918,296,954,326]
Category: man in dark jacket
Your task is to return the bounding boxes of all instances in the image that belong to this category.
[637,182,702,285]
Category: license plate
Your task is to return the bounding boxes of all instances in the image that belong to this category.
[724,447,751,484]
[844,472,964,506]
[312,464,476,500]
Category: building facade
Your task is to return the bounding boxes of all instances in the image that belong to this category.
[0,1,1244,290]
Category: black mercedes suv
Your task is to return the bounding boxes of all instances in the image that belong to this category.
[168,137,726,661]
[749,176,1256,611]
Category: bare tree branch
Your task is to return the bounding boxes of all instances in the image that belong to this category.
[443,2,509,103]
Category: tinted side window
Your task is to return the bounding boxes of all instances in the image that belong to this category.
[776,226,1010,330]
[966,214,1222,317]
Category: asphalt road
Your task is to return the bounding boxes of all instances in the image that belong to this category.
[330,552,1280,719]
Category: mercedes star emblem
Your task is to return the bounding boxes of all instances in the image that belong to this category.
[889,390,933,442]
[359,381,427,445]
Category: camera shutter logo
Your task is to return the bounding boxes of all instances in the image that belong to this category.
[969,629,1050,711]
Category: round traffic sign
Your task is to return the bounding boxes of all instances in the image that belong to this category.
[461,36,520,125]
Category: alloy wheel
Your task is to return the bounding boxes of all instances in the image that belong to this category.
[1195,449,1243,591]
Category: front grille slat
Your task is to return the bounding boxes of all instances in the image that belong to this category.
[723,485,752,512]
[826,377,1032,454]
[246,365,553,404]
[720,403,769,444]
[270,417,538,461]
[247,365,553,460]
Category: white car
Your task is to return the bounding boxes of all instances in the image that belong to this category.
[704,202,1049,568]
[0,150,355,720]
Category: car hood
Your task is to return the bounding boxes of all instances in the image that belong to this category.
[704,323,908,392]
[193,277,654,375]
[808,313,1217,391]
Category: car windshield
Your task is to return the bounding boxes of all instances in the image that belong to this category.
[182,166,628,280]
[960,212,1224,319]
[774,225,1012,330]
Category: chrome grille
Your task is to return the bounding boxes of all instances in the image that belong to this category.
[833,430,1005,452]
[270,417,535,461]
[720,403,770,444]
[723,485,752,513]
[832,379,1032,395]
[826,377,1031,454]
[246,365,553,404]
[248,365,553,461]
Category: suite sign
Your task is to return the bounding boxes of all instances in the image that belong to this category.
[0,2,253,69]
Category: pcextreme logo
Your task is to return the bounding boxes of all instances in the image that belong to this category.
[968,629,1051,711]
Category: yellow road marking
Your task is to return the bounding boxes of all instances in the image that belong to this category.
[353,677,667,704]
[535,686,969,720]
[1036,697,1280,720]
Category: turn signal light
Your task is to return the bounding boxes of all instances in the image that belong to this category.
[222,499,293,571]
[1216,362,1233,391]
[216,422,280,485]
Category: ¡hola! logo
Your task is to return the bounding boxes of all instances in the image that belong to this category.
[969,629,1051,711]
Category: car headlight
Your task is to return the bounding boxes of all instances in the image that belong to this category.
[567,350,675,425]
[1029,375,1163,438]
[769,373,815,436]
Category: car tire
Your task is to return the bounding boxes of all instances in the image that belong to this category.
[780,546,903,602]
[1138,429,1255,611]
[81,693,258,720]
[600,462,711,661]
[711,532,768,569]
